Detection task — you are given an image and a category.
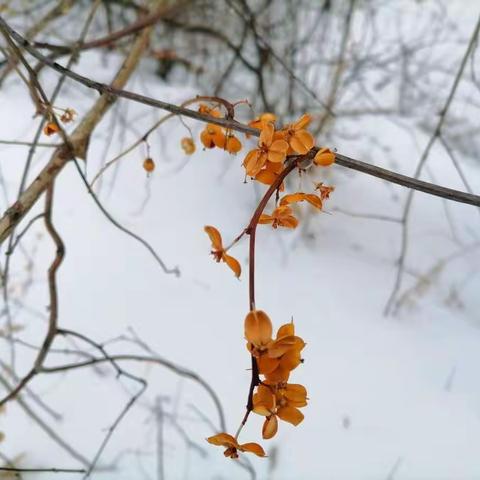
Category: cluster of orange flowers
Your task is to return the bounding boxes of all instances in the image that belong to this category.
[246,311,307,437]
[202,112,335,278]
[243,113,334,186]
[202,106,335,244]
[198,104,242,154]
[201,109,337,460]
[207,310,307,458]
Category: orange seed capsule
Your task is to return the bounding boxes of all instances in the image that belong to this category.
[143,157,155,173]
[43,122,59,136]
[181,137,196,155]
[225,135,242,154]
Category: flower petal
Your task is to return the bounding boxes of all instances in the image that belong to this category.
[254,169,276,186]
[204,226,223,251]
[223,253,241,278]
[276,322,295,339]
[262,415,278,439]
[290,130,314,154]
[279,193,306,207]
[253,404,272,416]
[265,366,290,383]
[268,336,300,358]
[244,149,266,176]
[249,113,276,132]
[279,215,298,229]
[265,160,283,174]
[277,406,304,426]
[293,113,312,130]
[279,346,303,371]
[304,194,323,210]
[254,385,276,410]
[244,310,273,346]
[284,384,308,406]
[258,214,274,224]
[259,122,274,147]
[257,354,280,374]
[267,150,286,164]
[207,432,237,448]
[270,139,289,153]
[239,442,266,457]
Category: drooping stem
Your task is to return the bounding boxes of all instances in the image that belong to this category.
[235,158,300,440]
[247,160,297,310]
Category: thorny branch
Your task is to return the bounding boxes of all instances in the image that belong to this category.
[236,153,313,439]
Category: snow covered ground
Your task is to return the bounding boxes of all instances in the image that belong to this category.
[1,4,480,479]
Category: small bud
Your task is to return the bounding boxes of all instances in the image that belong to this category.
[313,147,335,167]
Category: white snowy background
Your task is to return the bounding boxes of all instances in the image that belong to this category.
[1,1,480,479]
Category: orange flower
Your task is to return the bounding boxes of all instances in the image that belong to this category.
[259,205,298,229]
[43,121,59,136]
[244,310,272,351]
[204,226,241,278]
[263,346,303,382]
[243,123,289,177]
[245,313,305,376]
[200,124,226,149]
[254,161,285,190]
[314,182,335,200]
[247,113,277,137]
[263,322,305,382]
[314,147,335,166]
[253,383,307,439]
[207,432,266,458]
[181,137,196,155]
[277,114,314,154]
[279,192,322,210]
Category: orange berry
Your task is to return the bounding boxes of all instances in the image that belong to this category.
[143,157,155,173]
[200,124,224,149]
[225,135,242,154]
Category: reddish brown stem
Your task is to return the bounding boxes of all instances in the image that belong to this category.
[236,158,300,436]
[247,160,297,311]
[195,95,236,120]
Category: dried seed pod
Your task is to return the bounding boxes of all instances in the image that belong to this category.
[181,137,195,155]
